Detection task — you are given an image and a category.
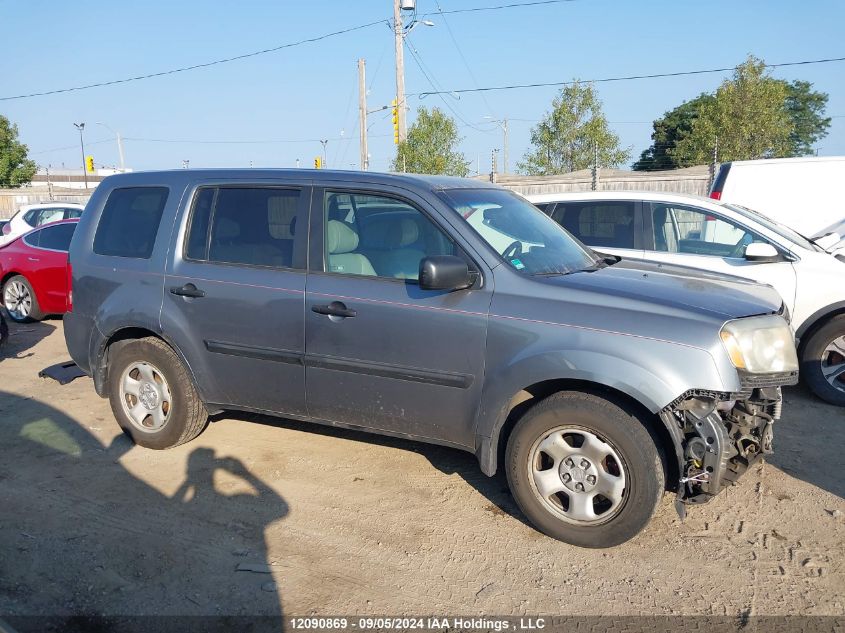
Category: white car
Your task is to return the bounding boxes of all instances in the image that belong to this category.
[0,202,84,246]
[528,190,845,406]
[710,156,845,239]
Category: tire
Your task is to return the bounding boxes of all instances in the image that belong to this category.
[505,391,664,548]
[107,337,208,449]
[801,315,845,406]
[3,275,43,322]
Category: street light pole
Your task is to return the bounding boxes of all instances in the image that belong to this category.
[484,117,509,174]
[320,140,328,168]
[73,122,88,189]
[96,122,125,171]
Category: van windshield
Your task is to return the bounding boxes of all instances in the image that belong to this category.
[722,203,820,252]
[437,188,600,275]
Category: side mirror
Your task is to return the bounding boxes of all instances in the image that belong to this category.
[419,255,473,291]
[744,242,780,263]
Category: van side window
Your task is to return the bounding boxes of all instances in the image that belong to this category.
[186,187,302,270]
[93,187,169,259]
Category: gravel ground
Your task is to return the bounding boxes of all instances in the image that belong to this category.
[0,318,843,622]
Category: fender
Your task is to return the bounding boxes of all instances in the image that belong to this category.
[795,300,845,341]
[473,339,726,476]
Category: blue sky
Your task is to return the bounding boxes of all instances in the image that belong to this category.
[2,0,843,174]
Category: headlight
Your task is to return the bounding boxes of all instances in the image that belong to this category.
[720,315,798,373]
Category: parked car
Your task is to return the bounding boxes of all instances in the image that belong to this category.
[528,190,845,406]
[0,219,78,322]
[66,170,797,547]
[710,156,845,239]
[0,202,84,246]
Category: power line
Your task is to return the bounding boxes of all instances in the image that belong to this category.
[0,18,389,102]
[433,0,498,118]
[421,0,578,17]
[413,56,845,97]
[404,42,495,134]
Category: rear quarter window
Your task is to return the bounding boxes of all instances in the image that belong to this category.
[93,187,169,259]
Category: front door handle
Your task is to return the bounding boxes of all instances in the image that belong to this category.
[311,301,357,318]
[27,257,40,262]
[170,283,206,298]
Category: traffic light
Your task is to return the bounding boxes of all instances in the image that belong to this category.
[85,155,95,173]
[314,157,322,169]
[391,99,399,145]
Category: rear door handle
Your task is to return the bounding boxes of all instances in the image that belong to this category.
[27,257,40,262]
[311,301,357,318]
[169,283,206,298]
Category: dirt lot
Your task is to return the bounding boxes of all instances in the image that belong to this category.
[0,318,843,622]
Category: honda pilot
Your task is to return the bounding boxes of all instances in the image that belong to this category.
[65,170,798,547]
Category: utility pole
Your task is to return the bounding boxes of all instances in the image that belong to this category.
[393,0,407,144]
[490,149,499,183]
[358,58,368,171]
[73,122,88,189]
[709,135,719,189]
[500,119,509,175]
[591,141,599,191]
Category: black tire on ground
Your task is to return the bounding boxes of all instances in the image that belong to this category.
[107,337,208,449]
[3,275,44,322]
[505,391,664,548]
[801,315,845,407]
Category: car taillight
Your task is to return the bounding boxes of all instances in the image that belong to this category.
[66,262,73,312]
[710,191,722,200]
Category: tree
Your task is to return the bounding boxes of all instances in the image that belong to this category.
[518,82,629,175]
[785,80,831,155]
[633,56,830,170]
[632,94,714,171]
[392,106,469,176]
[0,115,37,187]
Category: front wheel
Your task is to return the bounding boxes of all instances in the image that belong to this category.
[107,337,208,449]
[801,315,845,406]
[505,391,664,548]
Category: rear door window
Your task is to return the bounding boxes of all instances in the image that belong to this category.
[93,187,169,259]
[36,223,76,251]
[185,186,303,270]
[552,201,636,248]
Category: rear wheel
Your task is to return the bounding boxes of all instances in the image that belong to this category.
[801,316,845,406]
[107,337,208,449]
[505,391,664,548]
[3,275,43,322]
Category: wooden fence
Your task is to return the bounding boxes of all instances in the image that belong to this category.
[485,165,712,197]
[0,188,93,219]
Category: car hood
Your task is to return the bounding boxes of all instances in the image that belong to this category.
[537,258,783,321]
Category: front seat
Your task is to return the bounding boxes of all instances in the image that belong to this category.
[326,220,376,276]
[362,217,426,279]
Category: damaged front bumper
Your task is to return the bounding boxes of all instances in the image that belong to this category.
[660,372,797,518]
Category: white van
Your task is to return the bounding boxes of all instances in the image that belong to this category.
[709,156,845,239]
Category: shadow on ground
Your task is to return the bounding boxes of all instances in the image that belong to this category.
[0,312,56,363]
[225,410,530,529]
[0,391,289,633]
[767,384,845,500]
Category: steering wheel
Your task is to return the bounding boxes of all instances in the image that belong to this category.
[503,240,524,261]
[729,234,754,258]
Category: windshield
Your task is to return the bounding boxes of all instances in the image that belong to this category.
[437,188,599,275]
[722,203,820,252]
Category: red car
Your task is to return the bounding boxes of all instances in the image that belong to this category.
[0,219,78,322]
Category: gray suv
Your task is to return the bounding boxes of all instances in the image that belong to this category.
[65,170,798,547]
